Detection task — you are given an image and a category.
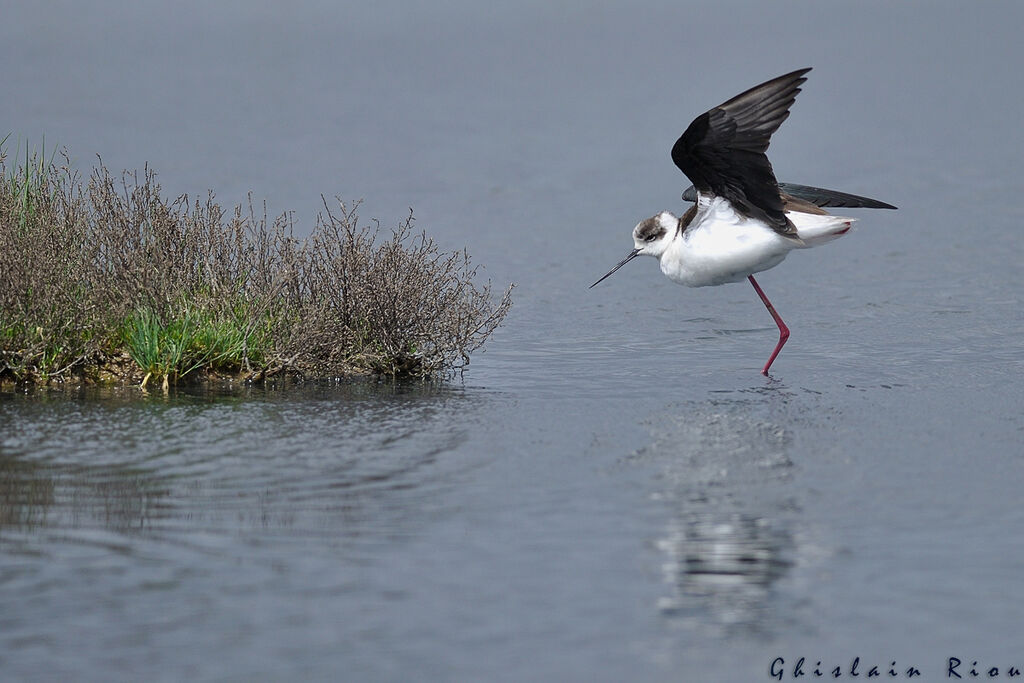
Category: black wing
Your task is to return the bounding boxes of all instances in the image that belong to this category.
[682,182,897,210]
[670,68,811,233]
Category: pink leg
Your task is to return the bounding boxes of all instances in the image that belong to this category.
[748,275,790,375]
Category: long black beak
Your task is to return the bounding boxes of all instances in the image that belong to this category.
[589,248,641,288]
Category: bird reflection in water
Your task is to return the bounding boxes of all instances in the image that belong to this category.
[656,511,794,636]
[632,397,802,636]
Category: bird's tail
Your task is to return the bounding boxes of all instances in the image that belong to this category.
[790,214,856,247]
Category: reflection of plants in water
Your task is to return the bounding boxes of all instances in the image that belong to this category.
[0,457,169,533]
[74,476,171,532]
[1,381,475,546]
[0,458,56,530]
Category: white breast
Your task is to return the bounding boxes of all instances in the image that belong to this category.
[658,195,796,287]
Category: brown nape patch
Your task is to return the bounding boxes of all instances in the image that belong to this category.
[677,204,697,235]
[782,193,829,215]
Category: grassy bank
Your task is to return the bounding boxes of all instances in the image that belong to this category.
[0,142,512,388]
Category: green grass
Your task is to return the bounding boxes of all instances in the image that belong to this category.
[122,304,270,388]
[2,135,56,234]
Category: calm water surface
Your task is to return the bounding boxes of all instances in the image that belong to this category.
[2,2,1023,681]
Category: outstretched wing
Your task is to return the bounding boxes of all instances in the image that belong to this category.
[670,68,811,233]
[683,182,897,210]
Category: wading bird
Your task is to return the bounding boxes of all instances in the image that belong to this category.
[590,68,895,374]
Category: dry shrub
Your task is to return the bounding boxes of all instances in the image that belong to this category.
[294,202,510,375]
[0,149,512,384]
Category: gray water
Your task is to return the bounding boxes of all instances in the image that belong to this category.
[2,2,1024,681]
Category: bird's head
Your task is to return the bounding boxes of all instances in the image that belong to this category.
[589,212,678,288]
[632,211,677,258]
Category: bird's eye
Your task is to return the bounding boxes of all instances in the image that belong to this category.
[645,234,657,242]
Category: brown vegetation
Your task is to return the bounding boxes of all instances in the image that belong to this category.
[0,148,512,386]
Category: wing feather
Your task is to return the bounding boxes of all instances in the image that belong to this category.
[682,182,896,210]
[671,69,812,234]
